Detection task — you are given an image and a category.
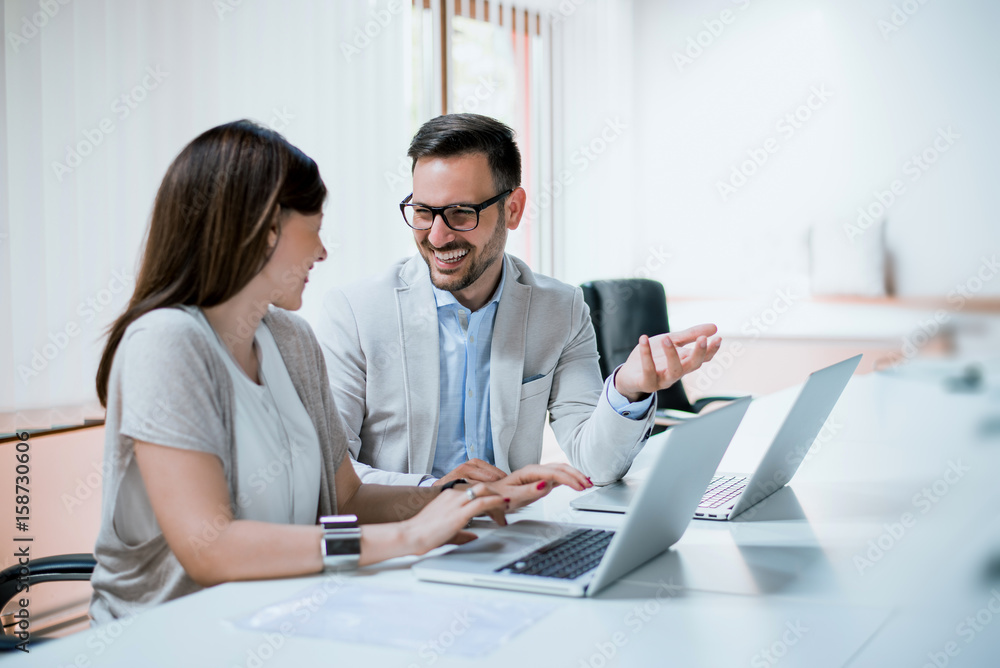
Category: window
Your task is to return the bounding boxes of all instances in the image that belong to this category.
[407,0,552,273]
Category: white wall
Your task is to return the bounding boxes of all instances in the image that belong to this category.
[550,0,641,286]
[624,0,999,298]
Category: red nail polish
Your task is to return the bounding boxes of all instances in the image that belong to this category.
[504,498,511,503]
[536,481,547,490]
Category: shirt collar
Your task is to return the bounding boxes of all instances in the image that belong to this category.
[432,256,507,312]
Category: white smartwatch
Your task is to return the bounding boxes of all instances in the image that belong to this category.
[319,514,361,570]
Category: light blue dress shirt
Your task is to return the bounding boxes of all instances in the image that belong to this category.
[427,263,654,482]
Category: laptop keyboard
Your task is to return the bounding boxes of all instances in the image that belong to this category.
[495,528,615,580]
[700,475,748,508]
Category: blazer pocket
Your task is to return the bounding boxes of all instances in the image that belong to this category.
[520,373,553,401]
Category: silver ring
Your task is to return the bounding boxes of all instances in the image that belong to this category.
[466,488,477,501]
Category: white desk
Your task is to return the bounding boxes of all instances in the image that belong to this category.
[22,358,1000,667]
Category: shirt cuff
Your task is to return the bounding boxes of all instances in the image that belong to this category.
[606,366,654,420]
[418,476,439,487]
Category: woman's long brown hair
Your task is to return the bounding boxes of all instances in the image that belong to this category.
[96,120,326,406]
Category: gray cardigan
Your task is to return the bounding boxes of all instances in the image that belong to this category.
[89,307,348,624]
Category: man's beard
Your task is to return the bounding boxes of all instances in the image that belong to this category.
[421,210,507,294]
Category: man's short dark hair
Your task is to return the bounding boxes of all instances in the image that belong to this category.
[407,114,521,195]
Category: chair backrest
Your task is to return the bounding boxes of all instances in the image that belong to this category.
[580,279,694,413]
[0,553,95,650]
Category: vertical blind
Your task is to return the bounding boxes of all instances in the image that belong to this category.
[1,0,413,431]
[1,0,559,432]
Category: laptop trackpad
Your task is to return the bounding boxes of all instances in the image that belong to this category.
[427,521,572,568]
[570,479,640,513]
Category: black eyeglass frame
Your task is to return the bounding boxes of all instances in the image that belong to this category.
[399,189,513,232]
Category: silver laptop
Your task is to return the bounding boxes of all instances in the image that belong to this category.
[571,355,861,521]
[412,397,752,597]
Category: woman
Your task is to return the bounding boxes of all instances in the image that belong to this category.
[89,120,590,623]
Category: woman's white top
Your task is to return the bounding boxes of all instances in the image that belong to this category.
[114,307,322,544]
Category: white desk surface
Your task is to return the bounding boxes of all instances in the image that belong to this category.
[24,357,1000,667]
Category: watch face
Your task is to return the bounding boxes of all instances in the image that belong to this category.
[324,537,361,556]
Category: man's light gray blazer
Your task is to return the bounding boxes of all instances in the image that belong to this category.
[313,254,654,486]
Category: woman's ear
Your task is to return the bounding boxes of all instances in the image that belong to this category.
[267,223,279,250]
[267,207,285,251]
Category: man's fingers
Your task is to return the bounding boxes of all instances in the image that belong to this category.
[668,323,718,346]
[702,336,722,363]
[658,337,684,386]
[448,459,506,484]
[464,470,505,483]
[680,335,708,374]
[465,459,507,481]
[637,335,657,381]
[667,323,718,347]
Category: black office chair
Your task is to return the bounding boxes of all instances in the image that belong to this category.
[580,279,744,431]
[0,553,96,649]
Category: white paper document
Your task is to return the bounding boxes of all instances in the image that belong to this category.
[230,581,557,658]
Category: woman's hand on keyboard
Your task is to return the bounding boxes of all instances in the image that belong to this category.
[483,463,594,512]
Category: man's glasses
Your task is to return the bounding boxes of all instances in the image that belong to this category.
[400,190,512,232]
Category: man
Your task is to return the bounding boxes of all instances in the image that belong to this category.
[314,114,720,487]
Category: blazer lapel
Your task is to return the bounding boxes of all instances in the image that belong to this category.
[490,256,530,472]
[396,257,441,474]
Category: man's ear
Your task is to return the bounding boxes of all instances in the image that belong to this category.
[505,187,527,231]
